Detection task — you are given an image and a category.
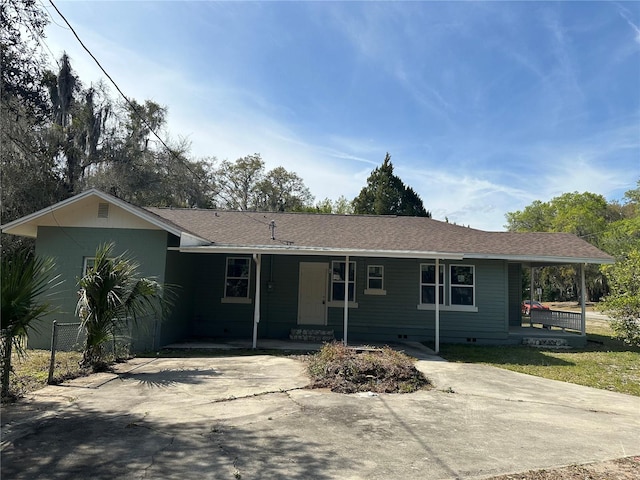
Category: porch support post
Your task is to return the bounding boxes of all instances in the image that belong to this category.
[580,263,586,336]
[343,255,349,346]
[435,258,440,354]
[252,253,261,349]
[529,266,535,327]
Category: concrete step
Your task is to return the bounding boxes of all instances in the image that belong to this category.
[289,328,335,342]
[522,337,571,348]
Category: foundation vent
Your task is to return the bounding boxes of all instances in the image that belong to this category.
[97,203,110,218]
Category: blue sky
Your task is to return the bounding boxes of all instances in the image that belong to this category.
[44,1,639,230]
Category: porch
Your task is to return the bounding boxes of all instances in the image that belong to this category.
[162,338,440,358]
[509,309,586,348]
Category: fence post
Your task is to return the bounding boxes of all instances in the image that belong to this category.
[47,321,58,384]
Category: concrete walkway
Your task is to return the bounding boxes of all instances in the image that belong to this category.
[2,348,639,479]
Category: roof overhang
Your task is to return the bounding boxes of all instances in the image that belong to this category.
[172,244,465,260]
[172,245,614,264]
[466,253,615,265]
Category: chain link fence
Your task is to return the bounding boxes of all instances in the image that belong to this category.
[46,317,162,383]
[47,321,84,384]
[47,321,133,384]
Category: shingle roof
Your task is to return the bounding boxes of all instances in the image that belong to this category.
[146,207,613,264]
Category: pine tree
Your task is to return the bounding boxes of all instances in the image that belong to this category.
[352,153,430,217]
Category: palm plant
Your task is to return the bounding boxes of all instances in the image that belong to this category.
[76,243,169,371]
[1,250,60,399]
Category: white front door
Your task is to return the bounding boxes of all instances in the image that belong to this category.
[298,262,328,325]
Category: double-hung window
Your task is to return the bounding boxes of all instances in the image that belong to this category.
[419,263,476,311]
[224,257,251,301]
[331,261,355,302]
[364,265,386,295]
[420,264,444,305]
[450,265,474,306]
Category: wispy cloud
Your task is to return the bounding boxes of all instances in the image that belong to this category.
[44,2,639,230]
[617,4,640,45]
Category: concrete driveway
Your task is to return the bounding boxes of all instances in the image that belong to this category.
[2,350,639,479]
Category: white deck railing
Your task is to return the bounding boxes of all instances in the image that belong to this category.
[530,309,583,332]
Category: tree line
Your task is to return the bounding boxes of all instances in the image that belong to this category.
[505,187,639,301]
[1,1,430,258]
[505,184,640,346]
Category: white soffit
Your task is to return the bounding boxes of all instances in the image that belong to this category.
[2,189,184,238]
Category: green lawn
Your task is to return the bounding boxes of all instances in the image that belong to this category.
[438,324,640,396]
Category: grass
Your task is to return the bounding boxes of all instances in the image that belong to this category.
[5,349,85,401]
[306,342,431,393]
[438,322,640,396]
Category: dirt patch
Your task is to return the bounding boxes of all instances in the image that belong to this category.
[488,456,640,480]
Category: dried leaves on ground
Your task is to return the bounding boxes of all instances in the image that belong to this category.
[488,457,640,480]
[306,342,431,393]
[4,350,85,402]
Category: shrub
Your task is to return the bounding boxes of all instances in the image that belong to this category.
[600,249,640,347]
[307,342,431,393]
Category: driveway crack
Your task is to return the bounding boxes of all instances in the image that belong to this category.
[449,390,626,416]
[209,386,307,405]
[208,425,242,479]
[138,433,175,480]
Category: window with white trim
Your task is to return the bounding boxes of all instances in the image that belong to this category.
[450,265,474,306]
[224,257,251,299]
[420,264,444,305]
[83,257,96,275]
[331,261,355,302]
[82,256,115,275]
[365,265,386,294]
[418,263,477,311]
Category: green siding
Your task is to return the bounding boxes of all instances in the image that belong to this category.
[508,263,523,326]
[161,251,197,345]
[186,255,512,344]
[189,254,306,340]
[260,255,303,338]
[30,226,516,348]
[190,254,254,338]
[33,226,170,351]
[325,258,509,343]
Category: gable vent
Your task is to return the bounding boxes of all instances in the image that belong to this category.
[97,203,110,218]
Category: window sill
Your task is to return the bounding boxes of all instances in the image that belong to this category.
[221,297,252,304]
[327,301,359,308]
[364,289,387,296]
[417,304,478,313]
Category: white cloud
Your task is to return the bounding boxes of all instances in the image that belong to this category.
[396,167,534,230]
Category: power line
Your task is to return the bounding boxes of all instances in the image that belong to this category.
[47,0,207,191]
[12,2,60,68]
[45,0,283,230]
[38,0,70,31]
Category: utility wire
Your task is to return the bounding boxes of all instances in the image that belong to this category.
[47,0,206,189]
[39,0,70,31]
[14,4,60,69]
[47,0,281,235]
